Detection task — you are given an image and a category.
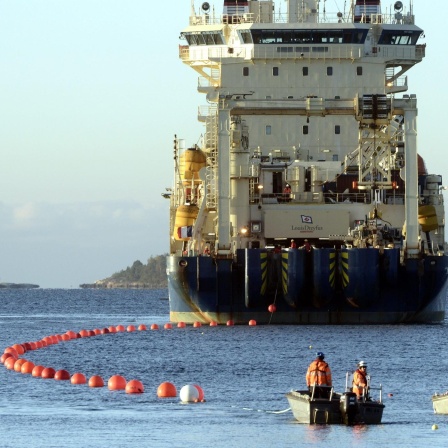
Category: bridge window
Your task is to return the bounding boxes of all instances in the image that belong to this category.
[243,67,249,76]
[303,67,309,76]
[357,66,363,75]
[273,67,279,76]
[266,125,272,135]
[335,125,341,135]
[250,29,368,44]
[183,32,225,46]
[327,67,333,76]
[239,30,253,44]
[303,125,309,135]
[378,30,420,45]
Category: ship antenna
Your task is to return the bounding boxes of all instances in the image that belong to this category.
[191,0,195,16]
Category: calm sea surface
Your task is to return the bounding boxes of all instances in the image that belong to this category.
[0,288,447,447]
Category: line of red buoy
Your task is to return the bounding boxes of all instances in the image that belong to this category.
[1,315,269,395]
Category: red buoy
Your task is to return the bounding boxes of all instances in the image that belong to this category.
[71,373,87,384]
[177,322,186,328]
[194,384,205,401]
[55,370,71,380]
[108,326,117,333]
[61,334,71,341]
[226,320,234,326]
[41,367,56,379]
[268,304,277,313]
[210,321,218,326]
[32,365,45,377]
[248,319,257,326]
[116,325,125,332]
[150,324,159,330]
[125,379,144,394]
[93,328,101,335]
[193,322,202,328]
[88,375,104,388]
[108,375,127,390]
[21,361,35,374]
[164,323,173,330]
[5,357,17,370]
[157,382,177,398]
[12,344,25,355]
[127,325,136,332]
[138,324,147,331]
[101,328,110,334]
[66,330,77,339]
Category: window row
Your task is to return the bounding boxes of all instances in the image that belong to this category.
[241,29,369,45]
[243,66,363,76]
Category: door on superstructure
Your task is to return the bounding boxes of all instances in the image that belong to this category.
[273,172,283,194]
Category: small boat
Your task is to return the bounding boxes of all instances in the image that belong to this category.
[286,376,385,425]
[432,392,448,414]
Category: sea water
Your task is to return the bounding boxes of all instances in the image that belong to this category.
[0,288,447,448]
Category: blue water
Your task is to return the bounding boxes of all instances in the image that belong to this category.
[0,289,447,447]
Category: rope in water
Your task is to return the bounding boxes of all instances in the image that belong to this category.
[237,406,291,414]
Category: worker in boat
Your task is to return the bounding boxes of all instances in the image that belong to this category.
[283,183,292,202]
[290,239,297,249]
[302,239,312,252]
[306,352,332,398]
[352,360,369,399]
[203,246,210,256]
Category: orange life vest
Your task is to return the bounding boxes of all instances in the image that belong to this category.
[306,359,332,386]
[352,369,368,397]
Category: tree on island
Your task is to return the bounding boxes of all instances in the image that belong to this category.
[80,254,168,289]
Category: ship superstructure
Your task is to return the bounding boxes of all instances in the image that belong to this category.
[166,0,448,324]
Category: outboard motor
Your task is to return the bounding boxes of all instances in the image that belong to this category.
[340,392,358,425]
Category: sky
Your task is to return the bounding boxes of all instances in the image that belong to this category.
[0,1,446,288]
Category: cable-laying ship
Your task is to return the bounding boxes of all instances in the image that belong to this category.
[166,0,448,324]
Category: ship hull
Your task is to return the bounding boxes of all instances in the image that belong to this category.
[167,249,448,324]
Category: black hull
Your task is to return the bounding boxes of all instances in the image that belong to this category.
[167,248,448,324]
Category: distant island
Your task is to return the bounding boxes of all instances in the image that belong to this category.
[0,283,40,289]
[80,254,168,289]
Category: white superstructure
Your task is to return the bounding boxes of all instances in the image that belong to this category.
[169,0,443,260]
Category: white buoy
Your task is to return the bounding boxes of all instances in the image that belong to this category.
[432,424,438,430]
[180,384,199,403]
